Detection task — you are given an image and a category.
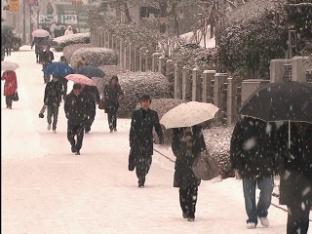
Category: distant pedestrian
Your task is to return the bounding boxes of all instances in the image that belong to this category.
[171,125,206,222]
[1,70,18,109]
[64,83,87,155]
[103,76,124,132]
[129,95,164,187]
[275,122,312,234]
[60,56,69,100]
[64,25,74,36]
[81,85,100,133]
[43,75,62,132]
[230,116,275,229]
[31,37,44,63]
[41,45,54,83]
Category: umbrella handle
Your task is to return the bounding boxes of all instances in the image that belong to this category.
[288,121,291,149]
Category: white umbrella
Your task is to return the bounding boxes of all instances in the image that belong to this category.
[1,61,19,71]
[32,29,49,38]
[160,101,219,129]
[65,74,96,86]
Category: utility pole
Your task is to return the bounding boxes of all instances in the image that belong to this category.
[23,0,26,43]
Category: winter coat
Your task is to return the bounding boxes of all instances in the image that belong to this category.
[276,122,312,206]
[230,117,276,178]
[41,50,54,65]
[64,91,88,124]
[129,108,164,156]
[103,84,123,113]
[172,126,206,188]
[81,87,99,119]
[44,80,63,106]
[1,70,17,96]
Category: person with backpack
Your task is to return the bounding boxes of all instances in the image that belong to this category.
[41,45,54,83]
[43,75,63,132]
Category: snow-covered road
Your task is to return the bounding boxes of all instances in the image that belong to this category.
[2,48,306,234]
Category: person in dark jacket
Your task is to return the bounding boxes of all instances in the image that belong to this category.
[275,122,312,234]
[129,95,164,187]
[103,76,124,132]
[64,83,87,155]
[41,45,54,83]
[43,75,63,131]
[230,116,275,229]
[31,37,48,64]
[81,85,100,133]
[172,125,206,222]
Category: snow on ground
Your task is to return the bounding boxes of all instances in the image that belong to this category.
[2,48,308,234]
[180,26,216,49]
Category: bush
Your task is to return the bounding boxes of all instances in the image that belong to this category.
[70,47,118,68]
[203,126,234,178]
[99,71,172,117]
[52,32,90,52]
[63,43,92,63]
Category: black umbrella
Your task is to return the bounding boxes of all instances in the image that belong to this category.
[240,81,312,123]
[77,65,105,78]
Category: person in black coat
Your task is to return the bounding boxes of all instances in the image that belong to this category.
[129,95,164,187]
[64,83,88,155]
[230,116,275,229]
[172,125,206,222]
[103,76,124,132]
[41,45,54,83]
[43,75,63,131]
[81,85,100,133]
[275,122,312,234]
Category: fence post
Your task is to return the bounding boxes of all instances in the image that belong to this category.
[133,47,138,71]
[227,77,238,125]
[174,63,182,99]
[213,73,228,108]
[182,67,191,101]
[202,70,216,103]
[119,38,123,68]
[192,67,201,101]
[139,48,144,71]
[159,56,166,75]
[128,42,132,71]
[145,49,150,71]
[124,41,128,70]
[152,52,161,72]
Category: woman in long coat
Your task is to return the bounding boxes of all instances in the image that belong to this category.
[171,125,206,222]
[1,70,17,109]
[276,122,312,234]
[103,76,124,132]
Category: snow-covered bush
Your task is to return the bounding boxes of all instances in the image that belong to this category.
[99,71,172,117]
[63,43,92,63]
[71,47,118,68]
[203,126,234,178]
[52,32,90,52]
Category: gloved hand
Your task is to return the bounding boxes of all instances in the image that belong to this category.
[39,113,44,118]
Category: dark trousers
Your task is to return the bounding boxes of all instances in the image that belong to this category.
[62,80,68,100]
[179,185,198,218]
[42,64,50,83]
[5,47,11,56]
[67,121,85,151]
[135,155,152,185]
[287,202,311,234]
[5,95,13,108]
[242,176,274,224]
[107,112,117,131]
[84,117,94,133]
[47,105,59,129]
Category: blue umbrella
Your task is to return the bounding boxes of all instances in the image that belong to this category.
[77,65,105,78]
[42,62,74,77]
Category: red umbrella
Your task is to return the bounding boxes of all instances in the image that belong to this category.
[32,29,49,38]
[65,74,96,86]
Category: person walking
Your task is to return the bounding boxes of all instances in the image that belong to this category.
[31,37,43,63]
[171,125,206,222]
[60,56,69,100]
[64,83,87,155]
[64,25,74,35]
[1,70,18,109]
[103,76,124,132]
[81,85,100,133]
[230,116,275,229]
[129,95,164,187]
[275,122,312,234]
[41,45,54,83]
[43,75,63,132]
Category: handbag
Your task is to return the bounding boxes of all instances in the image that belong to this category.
[98,99,106,110]
[192,151,219,180]
[12,92,19,102]
[128,147,138,171]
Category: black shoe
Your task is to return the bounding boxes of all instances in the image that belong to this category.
[75,151,80,155]
[182,213,188,219]
[110,129,113,133]
[71,145,77,153]
[187,217,195,222]
[138,178,145,187]
[113,128,117,132]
